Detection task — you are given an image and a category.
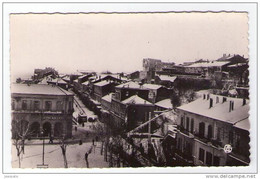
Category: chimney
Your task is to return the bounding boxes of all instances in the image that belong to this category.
[229,101,232,112]
[243,98,246,106]
[209,98,213,108]
[216,96,219,103]
[203,94,206,100]
[223,97,227,103]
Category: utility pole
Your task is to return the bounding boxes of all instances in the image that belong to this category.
[37,131,48,168]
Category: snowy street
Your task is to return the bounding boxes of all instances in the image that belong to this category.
[11,141,108,168]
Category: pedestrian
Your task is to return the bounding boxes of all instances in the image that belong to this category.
[82,122,85,127]
[95,136,99,142]
[85,152,89,168]
[75,126,77,131]
[79,139,82,145]
[49,136,53,144]
[92,138,95,146]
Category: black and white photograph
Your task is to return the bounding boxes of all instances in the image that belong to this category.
[1,2,258,178]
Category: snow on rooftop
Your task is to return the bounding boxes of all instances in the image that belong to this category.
[48,78,67,84]
[82,81,89,85]
[122,95,152,105]
[157,75,177,82]
[187,61,229,68]
[143,84,162,90]
[101,93,113,103]
[11,84,73,96]
[94,80,111,87]
[234,118,250,131]
[177,94,250,126]
[116,81,146,89]
[155,98,172,109]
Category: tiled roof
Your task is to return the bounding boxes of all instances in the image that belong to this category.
[11,84,73,96]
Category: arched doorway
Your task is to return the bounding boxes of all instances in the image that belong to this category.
[43,122,52,137]
[54,122,63,137]
[30,122,40,137]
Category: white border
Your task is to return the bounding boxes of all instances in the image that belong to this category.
[2,2,258,176]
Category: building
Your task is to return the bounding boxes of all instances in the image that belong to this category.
[174,94,250,166]
[142,58,175,82]
[11,84,74,139]
[110,94,155,131]
[114,81,171,104]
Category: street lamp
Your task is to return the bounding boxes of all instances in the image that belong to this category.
[37,130,48,168]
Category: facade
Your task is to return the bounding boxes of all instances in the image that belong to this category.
[174,94,250,166]
[11,84,74,139]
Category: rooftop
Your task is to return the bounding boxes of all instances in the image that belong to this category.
[116,81,147,90]
[177,94,250,128]
[93,80,112,87]
[155,98,172,109]
[122,95,152,105]
[11,84,73,96]
[157,75,177,82]
[101,93,114,103]
[186,61,229,68]
[143,84,162,90]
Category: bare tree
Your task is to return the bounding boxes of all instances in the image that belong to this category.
[59,136,68,168]
[12,120,33,168]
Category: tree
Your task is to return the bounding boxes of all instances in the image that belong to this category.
[59,136,68,168]
[12,120,32,168]
[170,89,181,108]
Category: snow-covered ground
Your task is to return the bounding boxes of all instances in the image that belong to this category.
[11,90,109,169]
[12,141,108,168]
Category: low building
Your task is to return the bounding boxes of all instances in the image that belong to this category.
[11,84,74,139]
[175,94,250,166]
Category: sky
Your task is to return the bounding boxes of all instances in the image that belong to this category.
[10,12,248,79]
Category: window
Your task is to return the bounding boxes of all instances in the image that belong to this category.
[206,152,213,166]
[217,127,221,141]
[191,119,194,134]
[34,101,40,111]
[45,101,52,111]
[186,117,190,131]
[12,100,15,110]
[199,148,205,162]
[229,131,234,145]
[22,100,27,110]
[181,117,184,127]
[199,122,205,138]
[56,101,63,111]
[213,156,220,166]
[208,125,213,139]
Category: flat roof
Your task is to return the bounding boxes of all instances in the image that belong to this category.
[11,84,73,96]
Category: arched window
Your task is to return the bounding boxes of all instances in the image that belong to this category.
[30,122,40,137]
[43,122,52,137]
